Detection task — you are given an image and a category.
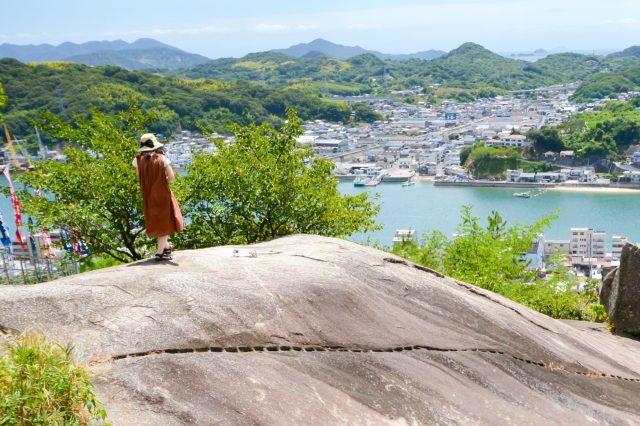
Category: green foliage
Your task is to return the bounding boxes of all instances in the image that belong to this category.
[173,108,380,248]
[395,206,551,291]
[498,254,602,320]
[463,145,521,178]
[0,333,108,425]
[462,142,558,178]
[351,102,383,123]
[0,59,355,146]
[0,82,6,117]
[559,99,640,159]
[572,64,640,101]
[79,255,124,273]
[392,207,604,321]
[11,103,154,262]
[173,43,617,98]
[527,127,565,154]
[534,53,610,81]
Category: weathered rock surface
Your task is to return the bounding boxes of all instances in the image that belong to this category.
[601,243,640,336]
[1,235,640,425]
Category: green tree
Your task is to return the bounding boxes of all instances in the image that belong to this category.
[351,102,382,123]
[527,128,565,155]
[392,206,605,321]
[0,82,6,115]
[12,104,155,262]
[174,108,379,248]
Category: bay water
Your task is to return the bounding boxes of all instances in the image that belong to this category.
[339,180,640,249]
[1,174,638,250]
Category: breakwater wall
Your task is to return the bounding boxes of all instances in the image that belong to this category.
[433,181,555,188]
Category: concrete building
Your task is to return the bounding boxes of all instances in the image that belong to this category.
[543,239,570,259]
[611,235,629,260]
[570,228,606,259]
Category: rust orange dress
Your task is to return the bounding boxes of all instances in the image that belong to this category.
[136,154,184,238]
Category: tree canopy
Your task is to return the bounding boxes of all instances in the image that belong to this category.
[392,206,604,321]
[0,59,376,152]
[173,108,380,248]
[12,105,379,262]
[12,104,152,262]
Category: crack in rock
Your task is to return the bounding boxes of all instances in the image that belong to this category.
[87,344,640,383]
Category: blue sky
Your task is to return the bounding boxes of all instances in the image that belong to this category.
[2,0,639,57]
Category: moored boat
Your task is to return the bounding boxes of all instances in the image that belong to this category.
[513,191,532,198]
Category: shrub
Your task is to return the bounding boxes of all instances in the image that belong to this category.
[0,333,108,425]
[391,206,606,321]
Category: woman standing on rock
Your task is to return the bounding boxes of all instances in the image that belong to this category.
[134,133,184,261]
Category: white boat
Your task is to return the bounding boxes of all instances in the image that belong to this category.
[402,179,416,187]
[383,169,416,182]
[392,229,417,244]
[364,175,382,186]
[353,175,368,187]
[513,191,532,198]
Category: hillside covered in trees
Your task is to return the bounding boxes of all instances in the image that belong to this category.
[0,58,379,147]
[173,42,640,99]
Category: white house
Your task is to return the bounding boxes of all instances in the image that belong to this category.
[484,134,529,148]
[621,170,640,183]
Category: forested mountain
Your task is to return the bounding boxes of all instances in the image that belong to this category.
[65,47,210,70]
[572,64,640,101]
[0,38,210,70]
[0,59,378,148]
[533,53,611,81]
[272,38,445,60]
[177,42,569,96]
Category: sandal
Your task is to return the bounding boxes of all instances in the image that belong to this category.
[155,252,172,262]
[163,243,173,257]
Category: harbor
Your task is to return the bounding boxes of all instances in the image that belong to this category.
[338,179,640,248]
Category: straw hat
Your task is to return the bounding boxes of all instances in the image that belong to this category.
[138,133,163,152]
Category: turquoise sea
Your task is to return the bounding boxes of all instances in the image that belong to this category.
[1,174,638,250]
[338,180,640,248]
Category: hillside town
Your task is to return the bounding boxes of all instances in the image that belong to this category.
[1,85,638,287]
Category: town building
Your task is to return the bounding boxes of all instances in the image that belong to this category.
[543,239,570,259]
[570,228,606,259]
[611,235,629,260]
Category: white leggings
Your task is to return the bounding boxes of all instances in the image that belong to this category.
[157,235,170,254]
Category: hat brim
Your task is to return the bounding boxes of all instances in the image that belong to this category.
[138,143,163,152]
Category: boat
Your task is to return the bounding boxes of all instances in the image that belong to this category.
[364,175,382,186]
[402,179,416,187]
[513,191,532,198]
[353,175,368,187]
[382,169,416,182]
[392,229,417,244]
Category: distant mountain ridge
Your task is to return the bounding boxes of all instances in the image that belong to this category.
[0,38,210,70]
[272,38,445,61]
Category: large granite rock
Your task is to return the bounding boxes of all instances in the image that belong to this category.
[1,235,640,425]
[601,243,640,336]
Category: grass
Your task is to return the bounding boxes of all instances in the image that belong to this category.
[79,256,124,273]
[0,333,108,425]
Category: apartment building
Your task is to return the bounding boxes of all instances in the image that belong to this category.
[570,228,606,259]
[611,235,629,260]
